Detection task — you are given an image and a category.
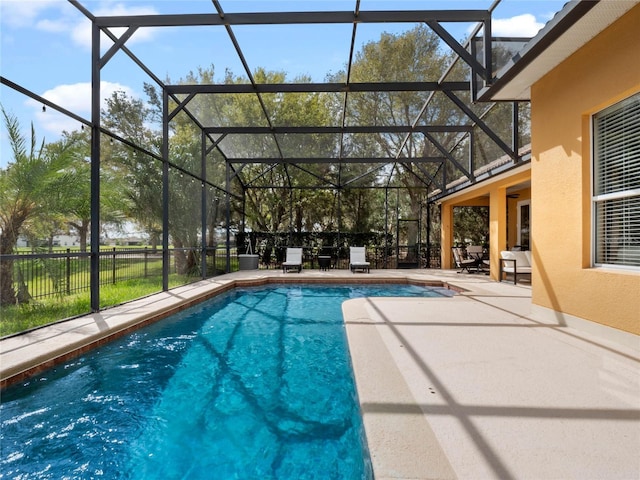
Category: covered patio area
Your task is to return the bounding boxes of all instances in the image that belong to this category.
[437,160,531,282]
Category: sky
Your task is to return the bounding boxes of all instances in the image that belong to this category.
[0,0,567,167]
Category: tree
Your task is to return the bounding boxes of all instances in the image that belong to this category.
[103,86,211,274]
[168,67,340,237]
[336,25,463,245]
[453,206,489,246]
[101,89,164,250]
[0,107,78,305]
[45,130,91,252]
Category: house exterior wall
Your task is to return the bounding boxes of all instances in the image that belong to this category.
[530,4,640,335]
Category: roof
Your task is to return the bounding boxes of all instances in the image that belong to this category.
[480,0,640,101]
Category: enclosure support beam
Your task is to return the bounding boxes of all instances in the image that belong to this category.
[241,190,247,242]
[384,188,389,268]
[288,189,293,246]
[426,20,488,80]
[166,81,471,94]
[337,189,342,250]
[228,157,448,165]
[426,200,432,268]
[225,162,232,273]
[395,189,400,267]
[469,130,476,175]
[445,91,517,161]
[204,125,473,135]
[90,21,101,312]
[162,88,170,291]
[94,10,490,28]
[512,102,520,155]
[201,130,208,279]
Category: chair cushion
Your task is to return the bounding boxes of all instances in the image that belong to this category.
[513,251,530,267]
[284,248,302,264]
[500,250,532,273]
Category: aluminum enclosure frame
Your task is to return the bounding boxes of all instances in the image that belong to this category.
[2,0,536,312]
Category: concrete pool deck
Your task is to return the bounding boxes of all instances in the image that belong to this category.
[1,269,639,479]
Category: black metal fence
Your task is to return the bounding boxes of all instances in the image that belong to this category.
[3,247,233,301]
[2,244,441,302]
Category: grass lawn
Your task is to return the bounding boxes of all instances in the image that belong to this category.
[0,275,194,337]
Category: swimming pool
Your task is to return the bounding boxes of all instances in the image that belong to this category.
[0,284,452,479]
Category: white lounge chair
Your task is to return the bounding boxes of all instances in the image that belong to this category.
[349,247,370,273]
[499,250,532,284]
[282,247,302,273]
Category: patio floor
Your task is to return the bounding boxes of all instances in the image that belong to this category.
[1,268,638,479]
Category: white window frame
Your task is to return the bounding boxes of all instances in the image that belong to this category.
[591,92,640,270]
[516,199,531,249]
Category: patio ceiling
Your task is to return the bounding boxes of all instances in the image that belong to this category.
[52,1,540,197]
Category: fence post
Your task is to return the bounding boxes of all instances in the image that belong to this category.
[112,247,117,284]
[144,248,148,278]
[66,248,71,295]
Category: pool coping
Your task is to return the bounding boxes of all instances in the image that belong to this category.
[343,297,459,479]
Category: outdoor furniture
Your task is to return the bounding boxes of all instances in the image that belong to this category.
[452,247,478,273]
[467,245,489,274]
[261,245,273,269]
[349,247,370,273]
[282,247,302,273]
[500,250,532,284]
[317,255,331,271]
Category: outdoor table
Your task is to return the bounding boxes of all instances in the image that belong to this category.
[468,251,489,274]
[317,255,331,270]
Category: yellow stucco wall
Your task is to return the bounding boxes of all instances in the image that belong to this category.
[531,4,640,334]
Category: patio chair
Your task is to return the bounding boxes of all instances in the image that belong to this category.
[282,247,302,273]
[466,245,489,273]
[451,247,478,273]
[349,246,370,273]
[499,250,532,284]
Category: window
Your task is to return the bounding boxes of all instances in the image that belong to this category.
[592,92,640,268]
[517,199,530,250]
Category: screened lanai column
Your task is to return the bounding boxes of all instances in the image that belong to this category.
[161,88,170,290]
[440,203,454,269]
[90,22,101,312]
[489,186,507,280]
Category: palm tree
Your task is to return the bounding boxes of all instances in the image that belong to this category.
[0,107,77,305]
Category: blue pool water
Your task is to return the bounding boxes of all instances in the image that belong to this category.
[1,284,452,479]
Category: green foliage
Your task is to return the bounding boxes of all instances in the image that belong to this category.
[0,275,194,337]
[453,206,489,246]
[0,106,83,305]
[0,298,91,337]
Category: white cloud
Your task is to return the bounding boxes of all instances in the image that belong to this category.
[0,0,63,28]
[492,14,544,37]
[26,81,136,135]
[35,18,70,33]
[1,0,159,50]
[70,3,160,50]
